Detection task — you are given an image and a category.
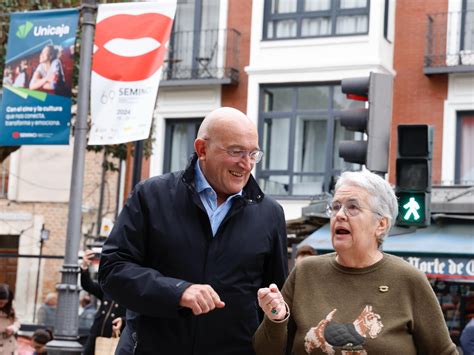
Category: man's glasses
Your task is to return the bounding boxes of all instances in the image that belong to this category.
[326,201,380,218]
[221,147,264,163]
[205,139,264,163]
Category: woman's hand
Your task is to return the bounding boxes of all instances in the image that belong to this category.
[257,283,287,321]
[80,250,94,270]
[112,317,122,338]
[5,325,16,336]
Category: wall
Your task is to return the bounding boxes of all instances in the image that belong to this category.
[390,0,449,185]
[221,0,252,112]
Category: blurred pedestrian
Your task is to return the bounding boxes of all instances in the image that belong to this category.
[37,292,57,329]
[78,292,96,331]
[295,245,316,265]
[99,107,288,354]
[0,283,20,354]
[31,328,53,354]
[80,249,126,355]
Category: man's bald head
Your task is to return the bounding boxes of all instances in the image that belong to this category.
[197,107,255,140]
[194,107,260,205]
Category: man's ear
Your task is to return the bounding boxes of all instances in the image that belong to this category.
[194,138,206,161]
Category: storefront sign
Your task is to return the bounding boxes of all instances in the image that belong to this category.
[0,8,79,145]
[402,256,474,280]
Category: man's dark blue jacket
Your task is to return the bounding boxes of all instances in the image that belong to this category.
[98,155,288,354]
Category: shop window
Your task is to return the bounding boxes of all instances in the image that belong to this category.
[263,0,370,40]
[257,83,363,197]
[433,279,474,345]
[455,111,474,185]
[163,118,203,173]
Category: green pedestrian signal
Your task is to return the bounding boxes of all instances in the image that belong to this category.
[397,192,426,224]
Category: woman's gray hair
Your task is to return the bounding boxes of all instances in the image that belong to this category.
[335,170,398,246]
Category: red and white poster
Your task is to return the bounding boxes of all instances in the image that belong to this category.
[89,1,176,145]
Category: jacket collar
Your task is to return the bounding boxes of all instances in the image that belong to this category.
[182,153,265,204]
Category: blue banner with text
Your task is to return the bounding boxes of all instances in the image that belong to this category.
[0,8,79,145]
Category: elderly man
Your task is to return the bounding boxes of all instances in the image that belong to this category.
[99,107,288,354]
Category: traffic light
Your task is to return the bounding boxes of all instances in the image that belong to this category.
[339,72,393,174]
[395,124,434,227]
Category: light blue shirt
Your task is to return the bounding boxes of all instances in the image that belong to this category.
[194,161,242,236]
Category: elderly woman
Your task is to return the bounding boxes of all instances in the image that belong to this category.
[254,170,457,355]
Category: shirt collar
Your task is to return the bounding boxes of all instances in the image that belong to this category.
[194,160,242,198]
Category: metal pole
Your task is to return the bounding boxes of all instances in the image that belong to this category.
[96,150,107,238]
[132,140,144,188]
[46,1,96,353]
[32,233,44,323]
[115,158,123,219]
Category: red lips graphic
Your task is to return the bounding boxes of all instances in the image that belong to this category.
[93,13,173,82]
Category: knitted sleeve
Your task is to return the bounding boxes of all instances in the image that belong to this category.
[253,268,296,355]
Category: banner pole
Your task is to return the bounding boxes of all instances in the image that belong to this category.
[46,1,96,353]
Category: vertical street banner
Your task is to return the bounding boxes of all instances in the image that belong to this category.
[88,0,177,145]
[0,9,79,145]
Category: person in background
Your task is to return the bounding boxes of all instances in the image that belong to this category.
[254,170,458,355]
[37,292,57,329]
[31,328,53,355]
[78,292,96,332]
[461,318,474,355]
[80,249,126,355]
[0,283,20,354]
[99,106,288,354]
[295,245,317,265]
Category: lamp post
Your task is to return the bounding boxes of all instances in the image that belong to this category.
[46,0,96,353]
[33,224,50,323]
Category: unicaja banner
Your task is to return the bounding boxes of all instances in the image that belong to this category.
[0,8,79,145]
[88,1,176,145]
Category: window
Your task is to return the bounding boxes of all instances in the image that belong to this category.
[167,0,221,79]
[0,157,9,198]
[461,0,474,51]
[383,0,395,42]
[257,83,363,197]
[263,0,370,40]
[163,118,202,173]
[455,111,474,184]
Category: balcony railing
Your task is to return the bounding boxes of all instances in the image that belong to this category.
[425,10,474,74]
[160,28,240,86]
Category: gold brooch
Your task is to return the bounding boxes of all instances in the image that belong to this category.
[379,285,389,292]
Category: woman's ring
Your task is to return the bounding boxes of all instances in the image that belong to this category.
[271,308,278,314]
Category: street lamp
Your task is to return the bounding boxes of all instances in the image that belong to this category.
[46,0,96,353]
